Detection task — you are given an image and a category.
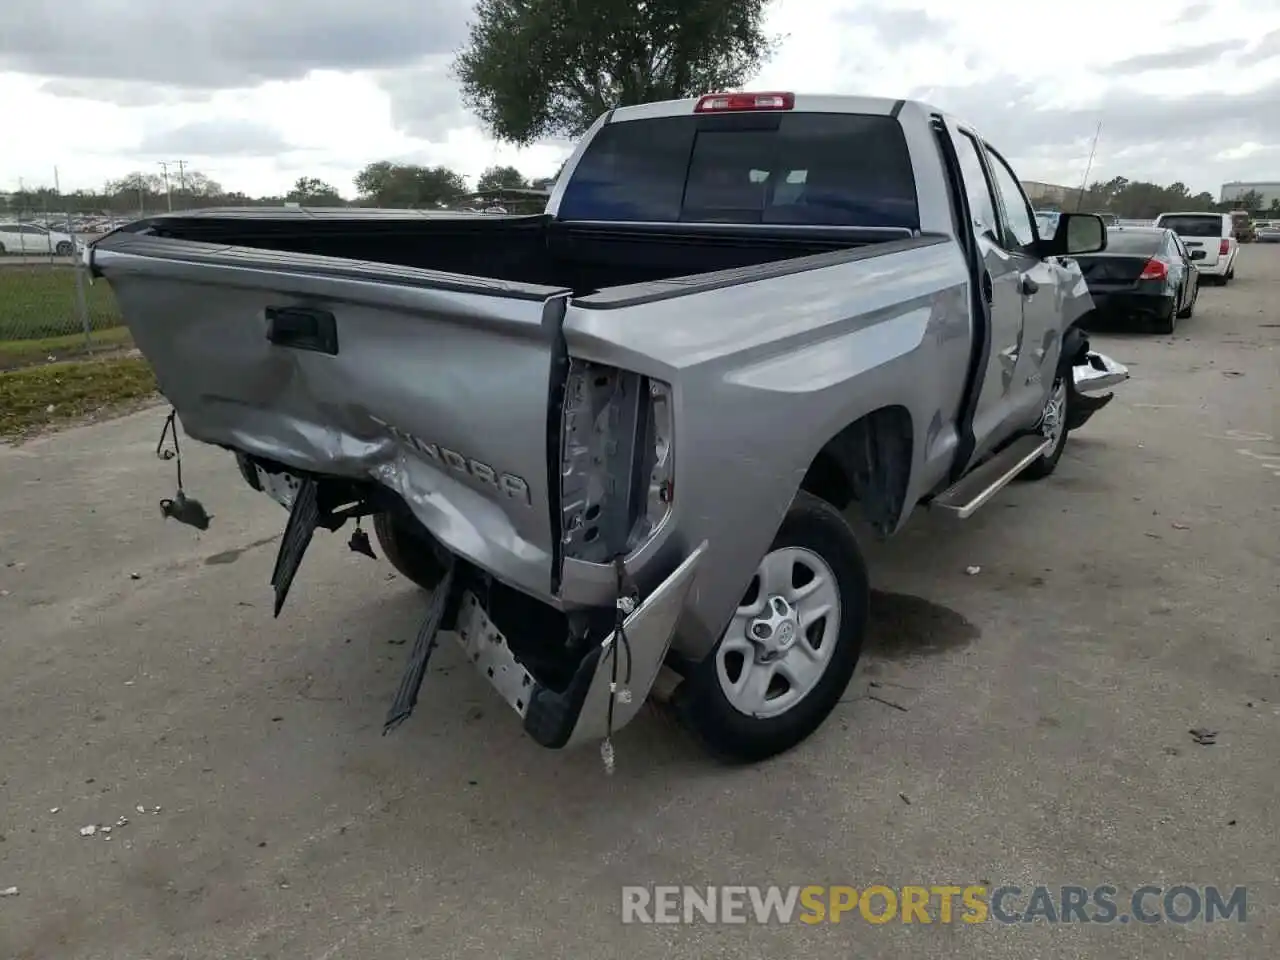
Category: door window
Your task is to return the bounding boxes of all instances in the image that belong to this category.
[952,131,999,242]
[983,146,1037,250]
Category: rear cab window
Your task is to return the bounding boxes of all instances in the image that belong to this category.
[1157,215,1225,238]
[1103,231,1166,255]
[558,112,920,230]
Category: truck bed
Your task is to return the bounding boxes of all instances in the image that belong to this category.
[122,208,913,295]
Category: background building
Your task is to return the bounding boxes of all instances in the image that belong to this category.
[1220,181,1280,207]
[1020,180,1078,208]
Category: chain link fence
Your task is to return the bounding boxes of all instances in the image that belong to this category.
[0,257,131,371]
[0,204,169,371]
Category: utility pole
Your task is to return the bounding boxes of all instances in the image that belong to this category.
[158,161,174,211]
[1075,122,1103,212]
[158,160,188,210]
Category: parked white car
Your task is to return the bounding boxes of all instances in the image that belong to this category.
[1152,212,1237,284]
[0,222,82,257]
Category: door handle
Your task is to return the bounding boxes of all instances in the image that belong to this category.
[1019,275,1039,296]
[981,271,993,305]
[265,306,338,355]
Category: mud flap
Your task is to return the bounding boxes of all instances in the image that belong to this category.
[383,557,459,734]
[269,477,320,617]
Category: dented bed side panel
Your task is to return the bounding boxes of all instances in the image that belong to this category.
[94,239,571,601]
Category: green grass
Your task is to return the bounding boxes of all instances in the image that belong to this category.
[0,265,123,342]
[0,326,134,370]
[0,356,157,439]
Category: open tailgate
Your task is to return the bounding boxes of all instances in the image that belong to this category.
[90,231,571,599]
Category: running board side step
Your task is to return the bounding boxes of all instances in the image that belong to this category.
[931,435,1053,519]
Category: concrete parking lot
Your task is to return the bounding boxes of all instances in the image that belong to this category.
[1,246,1277,960]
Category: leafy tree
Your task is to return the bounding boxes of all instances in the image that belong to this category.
[453,0,779,145]
[182,171,224,198]
[101,169,226,212]
[354,161,468,207]
[1072,177,1226,220]
[476,164,529,192]
[106,172,166,197]
[287,176,344,205]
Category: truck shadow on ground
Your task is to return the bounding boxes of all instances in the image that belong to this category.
[863,589,979,660]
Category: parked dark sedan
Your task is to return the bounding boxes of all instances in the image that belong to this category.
[1075,226,1201,333]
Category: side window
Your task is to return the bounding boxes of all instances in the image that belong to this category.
[983,145,1036,250]
[952,132,999,241]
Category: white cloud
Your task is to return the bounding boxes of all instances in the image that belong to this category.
[3,0,1279,198]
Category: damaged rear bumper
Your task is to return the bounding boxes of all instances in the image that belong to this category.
[1073,351,1129,395]
[1066,348,1129,432]
[243,448,706,748]
[452,541,708,748]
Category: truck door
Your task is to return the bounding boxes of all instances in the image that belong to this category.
[979,141,1064,427]
[946,125,1054,461]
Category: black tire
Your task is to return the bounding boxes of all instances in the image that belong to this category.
[0,242,6,255]
[1152,302,1177,334]
[55,241,73,257]
[674,491,869,764]
[1018,376,1071,481]
[373,511,447,591]
[1176,284,1196,320]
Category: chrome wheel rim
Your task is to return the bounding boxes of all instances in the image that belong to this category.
[1040,379,1067,447]
[715,546,842,719]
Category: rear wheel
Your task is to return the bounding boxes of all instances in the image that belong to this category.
[1152,301,1177,334]
[1176,283,1196,320]
[373,511,447,591]
[55,241,73,257]
[675,492,869,763]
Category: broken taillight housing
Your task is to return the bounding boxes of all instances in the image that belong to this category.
[559,360,674,564]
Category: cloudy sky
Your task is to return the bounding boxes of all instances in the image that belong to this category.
[2,0,1278,199]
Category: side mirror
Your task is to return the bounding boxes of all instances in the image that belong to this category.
[1190,249,1207,261]
[1039,212,1107,258]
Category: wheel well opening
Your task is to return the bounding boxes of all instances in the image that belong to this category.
[799,406,913,536]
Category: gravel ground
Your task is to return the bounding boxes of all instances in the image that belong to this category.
[1,246,1277,960]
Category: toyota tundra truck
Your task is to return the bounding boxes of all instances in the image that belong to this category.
[87,92,1126,764]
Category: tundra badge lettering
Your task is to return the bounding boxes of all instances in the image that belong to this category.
[370,415,532,507]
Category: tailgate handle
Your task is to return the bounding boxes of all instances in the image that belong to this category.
[265,306,338,355]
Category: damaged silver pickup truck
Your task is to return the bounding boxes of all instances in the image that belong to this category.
[89,92,1128,765]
